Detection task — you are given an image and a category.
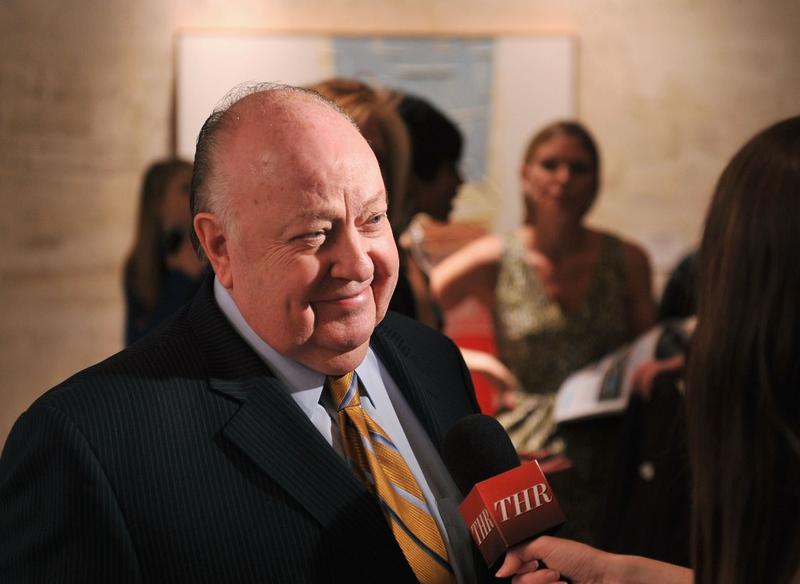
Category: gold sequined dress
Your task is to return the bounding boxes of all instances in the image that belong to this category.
[493,231,634,452]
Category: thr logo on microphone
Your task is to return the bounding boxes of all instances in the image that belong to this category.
[494,481,552,521]
[469,508,495,546]
[459,460,566,566]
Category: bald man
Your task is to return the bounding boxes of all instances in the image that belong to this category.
[0,85,493,583]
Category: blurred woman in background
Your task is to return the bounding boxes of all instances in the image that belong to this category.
[124,159,205,345]
[394,92,464,329]
[432,120,656,543]
[432,120,655,447]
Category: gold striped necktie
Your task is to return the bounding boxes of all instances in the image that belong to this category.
[325,372,455,584]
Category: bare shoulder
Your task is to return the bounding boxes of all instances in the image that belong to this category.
[619,238,652,275]
[603,231,656,333]
[590,228,650,272]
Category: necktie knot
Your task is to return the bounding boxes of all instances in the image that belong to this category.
[324,372,361,411]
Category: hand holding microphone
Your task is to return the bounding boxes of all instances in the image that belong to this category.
[443,415,692,584]
[442,414,566,569]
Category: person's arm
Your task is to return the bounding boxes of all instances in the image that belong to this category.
[0,404,141,582]
[630,353,686,400]
[430,234,503,310]
[621,242,657,336]
[459,348,521,411]
[495,535,693,584]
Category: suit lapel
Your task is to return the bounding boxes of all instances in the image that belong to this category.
[186,279,388,535]
[370,320,448,450]
[213,376,388,529]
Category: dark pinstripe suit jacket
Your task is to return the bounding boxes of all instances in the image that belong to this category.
[0,279,492,583]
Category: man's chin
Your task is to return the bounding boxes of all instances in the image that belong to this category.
[321,329,373,357]
[298,307,386,373]
[296,340,371,376]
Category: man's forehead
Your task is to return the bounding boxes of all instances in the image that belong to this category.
[228,90,340,132]
[290,190,387,213]
[216,89,383,208]
[221,95,355,165]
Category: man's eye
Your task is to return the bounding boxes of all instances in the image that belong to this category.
[540,159,559,171]
[295,230,326,244]
[361,213,387,229]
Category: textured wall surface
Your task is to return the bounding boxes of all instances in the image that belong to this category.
[1,0,799,444]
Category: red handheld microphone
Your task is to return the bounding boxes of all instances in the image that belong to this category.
[443,414,566,567]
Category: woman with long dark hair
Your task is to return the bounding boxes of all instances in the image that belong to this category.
[687,115,800,584]
[495,115,800,584]
[124,159,205,345]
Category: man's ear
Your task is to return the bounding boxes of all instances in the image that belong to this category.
[194,212,233,288]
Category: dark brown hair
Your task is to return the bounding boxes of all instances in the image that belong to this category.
[688,115,800,584]
[125,158,192,310]
[397,93,463,181]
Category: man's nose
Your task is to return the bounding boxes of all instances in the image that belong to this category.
[329,227,373,282]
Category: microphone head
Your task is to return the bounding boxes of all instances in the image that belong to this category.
[442,414,521,497]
